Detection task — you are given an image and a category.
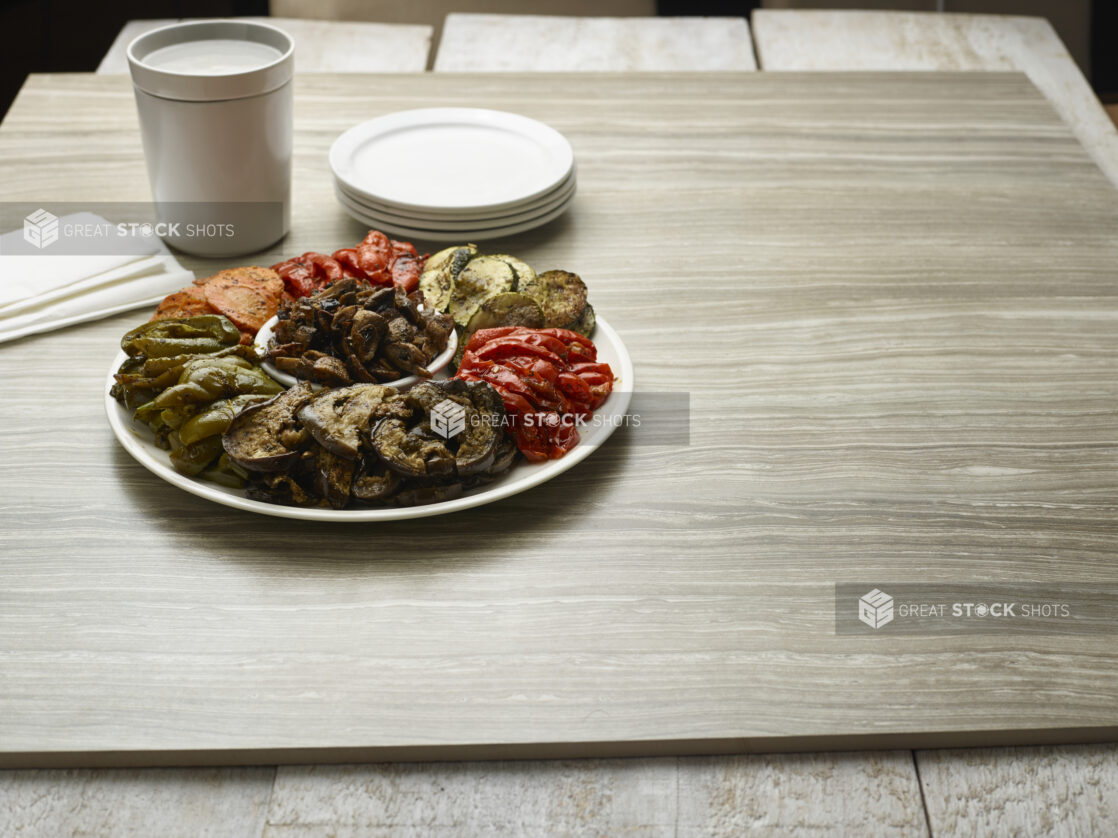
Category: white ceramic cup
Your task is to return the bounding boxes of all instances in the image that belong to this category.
[127,20,294,257]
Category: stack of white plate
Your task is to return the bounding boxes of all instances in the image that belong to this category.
[329,108,576,241]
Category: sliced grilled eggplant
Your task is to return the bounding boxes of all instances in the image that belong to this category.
[245,472,317,506]
[403,380,505,477]
[448,256,516,326]
[370,418,456,477]
[296,384,410,460]
[222,382,316,472]
[392,482,463,506]
[313,445,356,509]
[351,458,400,503]
[518,269,588,330]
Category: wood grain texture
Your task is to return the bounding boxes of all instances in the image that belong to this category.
[751,10,1118,189]
[916,744,1118,836]
[1,72,1117,766]
[97,18,432,74]
[434,14,756,72]
[0,766,274,838]
[265,759,677,837]
[262,752,926,837]
[675,751,928,837]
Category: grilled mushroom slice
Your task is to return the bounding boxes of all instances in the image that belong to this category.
[348,309,387,363]
[383,341,431,378]
[331,304,359,336]
[222,382,316,472]
[310,355,351,386]
[386,316,416,345]
[273,355,317,380]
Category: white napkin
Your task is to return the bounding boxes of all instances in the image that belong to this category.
[0,213,194,344]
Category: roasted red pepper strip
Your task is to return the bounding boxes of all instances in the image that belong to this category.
[455,326,615,461]
[271,257,317,298]
[275,230,432,298]
[464,327,525,351]
[391,239,418,258]
[331,247,364,278]
[390,253,421,294]
[304,252,344,283]
[557,371,593,404]
[470,339,564,366]
[354,230,393,285]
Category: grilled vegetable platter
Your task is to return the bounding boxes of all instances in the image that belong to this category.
[106,232,634,521]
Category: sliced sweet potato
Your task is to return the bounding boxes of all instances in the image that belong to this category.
[201,270,281,333]
[195,266,284,298]
[150,285,213,321]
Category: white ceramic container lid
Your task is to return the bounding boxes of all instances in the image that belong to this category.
[127,20,294,102]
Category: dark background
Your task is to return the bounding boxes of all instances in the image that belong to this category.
[0,0,1114,122]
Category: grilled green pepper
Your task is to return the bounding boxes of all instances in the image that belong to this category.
[152,357,282,410]
[201,454,251,489]
[169,435,226,477]
[120,315,241,358]
[178,394,273,447]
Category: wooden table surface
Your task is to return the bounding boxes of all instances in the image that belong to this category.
[2,71,1118,769]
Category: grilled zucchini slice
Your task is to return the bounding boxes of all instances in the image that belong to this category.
[423,243,477,275]
[418,265,454,313]
[571,302,596,337]
[519,269,588,330]
[456,292,546,369]
[465,292,545,333]
[490,254,537,290]
[448,256,516,326]
[419,244,478,312]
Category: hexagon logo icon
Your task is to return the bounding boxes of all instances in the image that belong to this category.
[430,398,466,439]
[858,588,894,629]
[23,208,59,249]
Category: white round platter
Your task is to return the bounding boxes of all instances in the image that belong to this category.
[106,316,633,522]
